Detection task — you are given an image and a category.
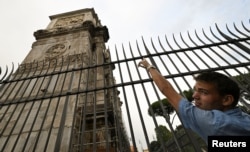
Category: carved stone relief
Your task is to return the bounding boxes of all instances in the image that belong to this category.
[45,43,67,60]
[54,15,84,28]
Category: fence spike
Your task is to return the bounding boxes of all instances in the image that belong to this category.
[0,65,8,82]
[234,22,250,38]
[164,35,174,51]
[241,21,250,33]
[172,33,181,49]
[0,20,250,152]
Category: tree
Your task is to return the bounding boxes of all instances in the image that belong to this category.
[182,89,193,102]
[155,125,172,142]
[234,73,250,100]
[148,98,175,117]
[149,141,162,152]
[233,73,250,114]
[149,125,172,152]
[239,105,250,114]
[148,89,193,117]
[148,89,195,151]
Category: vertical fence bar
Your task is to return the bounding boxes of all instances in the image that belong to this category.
[56,57,76,151]
[54,57,72,151]
[101,50,111,152]
[92,50,98,152]
[0,62,33,151]
[141,38,183,152]
[11,62,41,151]
[79,53,91,152]
[0,63,14,87]
[122,44,152,149]
[21,60,53,151]
[202,28,250,94]
[68,53,85,151]
[29,59,58,151]
[0,21,250,152]
[108,49,125,151]
[130,42,168,152]
[151,37,203,152]
[115,46,137,152]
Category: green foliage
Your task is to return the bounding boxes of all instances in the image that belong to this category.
[182,89,193,102]
[155,125,172,142]
[150,125,172,152]
[175,124,183,132]
[234,73,250,83]
[164,126,207,151]
[148,98,174,117]
[149,141,163,152]
[239,105,250,114]
[234,73,250,100]
[233,73,250,112]
[148,89,193,117]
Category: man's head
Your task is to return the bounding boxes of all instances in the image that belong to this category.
[192,72,240,111]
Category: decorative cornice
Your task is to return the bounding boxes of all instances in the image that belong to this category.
[94,26,109,42]
[33,21,109,42]
[49,8,97,21]
[34,21,95,40]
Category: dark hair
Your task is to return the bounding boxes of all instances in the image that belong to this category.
[194,72,240,107]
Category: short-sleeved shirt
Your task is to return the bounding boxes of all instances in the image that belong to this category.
[178,98,250,143]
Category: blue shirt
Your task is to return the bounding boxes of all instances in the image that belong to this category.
[178,98,250,143]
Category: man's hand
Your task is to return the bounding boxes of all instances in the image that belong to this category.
[138,58,182,111]
[138,58,151,69]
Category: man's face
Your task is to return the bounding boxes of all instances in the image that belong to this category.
[192,81,224,110]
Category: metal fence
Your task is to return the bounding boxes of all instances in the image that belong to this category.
[110,22,250,151]
[1,21,250,152]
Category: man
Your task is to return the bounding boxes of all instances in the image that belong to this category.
[138,58,250,143]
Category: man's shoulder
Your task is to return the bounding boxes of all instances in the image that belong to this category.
[225,107,250,118]
[179,98,192,106]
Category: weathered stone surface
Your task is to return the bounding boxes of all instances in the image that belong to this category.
[0,8,125,152]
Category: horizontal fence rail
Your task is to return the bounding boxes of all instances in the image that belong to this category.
[0,21,250,152]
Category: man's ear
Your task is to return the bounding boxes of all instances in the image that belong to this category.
[222,95,234,107]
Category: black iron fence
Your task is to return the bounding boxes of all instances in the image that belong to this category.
[0,21,250,152]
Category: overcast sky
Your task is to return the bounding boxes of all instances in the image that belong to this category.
[0,0,249,150]
[0,0,249,68]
